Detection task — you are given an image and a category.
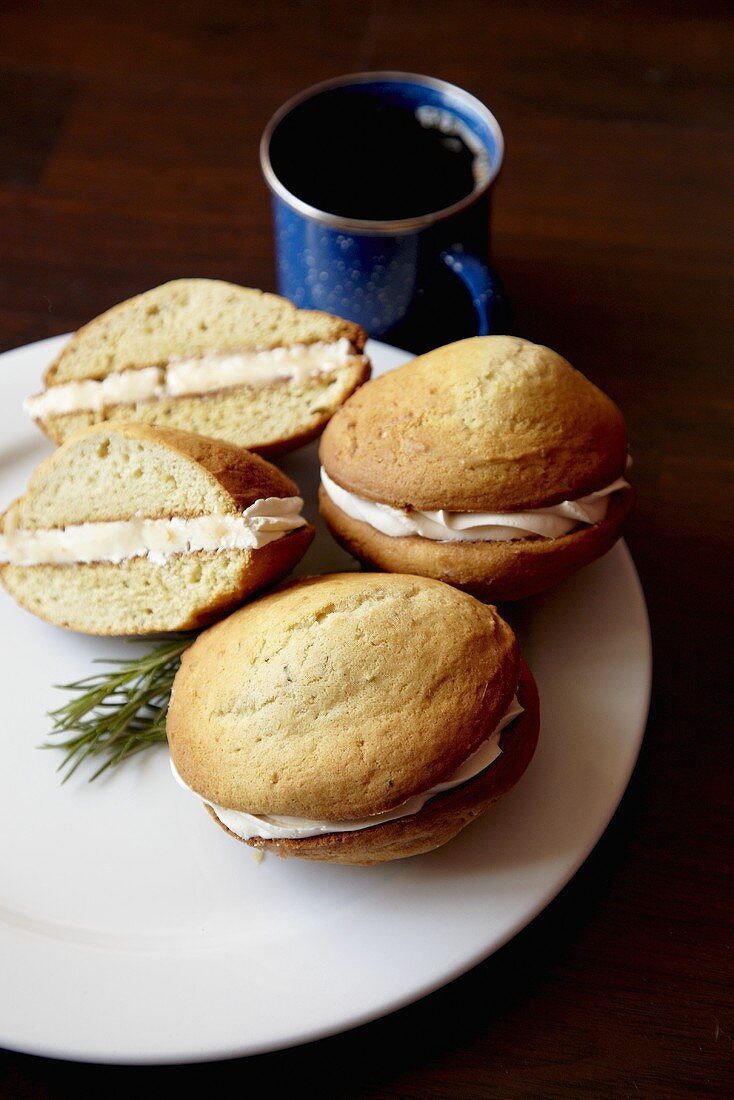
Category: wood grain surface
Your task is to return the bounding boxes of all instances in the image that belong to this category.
[0,1,732,1096]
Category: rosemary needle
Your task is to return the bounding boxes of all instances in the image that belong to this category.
[44,633,196,782]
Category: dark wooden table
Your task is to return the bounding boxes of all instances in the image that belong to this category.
[1,2,731,1096]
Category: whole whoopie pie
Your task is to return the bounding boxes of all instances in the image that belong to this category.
[318,336,635,601]
[167,572,540,864]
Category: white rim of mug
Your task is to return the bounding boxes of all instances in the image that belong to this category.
[260,71,505,235]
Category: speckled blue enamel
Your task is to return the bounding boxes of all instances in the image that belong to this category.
[267,76,507,347]
[274,209,421,334]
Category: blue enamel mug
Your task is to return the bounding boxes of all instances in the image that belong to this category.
[260,72,508,353]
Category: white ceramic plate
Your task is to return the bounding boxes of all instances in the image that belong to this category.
[0,335,651,1065]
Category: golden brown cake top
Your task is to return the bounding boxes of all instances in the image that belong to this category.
[319,336,628,512]
[167,572,520,821]
[43,279,367,386]
[3,421,301,531]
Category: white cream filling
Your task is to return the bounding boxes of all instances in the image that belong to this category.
[24,339,363,419]
[171,694,523,841]
[321,467,630,542]
[0,497,306,566]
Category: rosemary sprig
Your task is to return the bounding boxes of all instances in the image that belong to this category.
[45,633,197,782]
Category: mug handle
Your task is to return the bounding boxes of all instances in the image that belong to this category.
[441,249,509,335]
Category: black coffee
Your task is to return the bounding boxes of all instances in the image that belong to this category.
[269,89,483,221]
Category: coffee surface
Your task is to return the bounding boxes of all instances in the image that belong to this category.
[269,90,481,220]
